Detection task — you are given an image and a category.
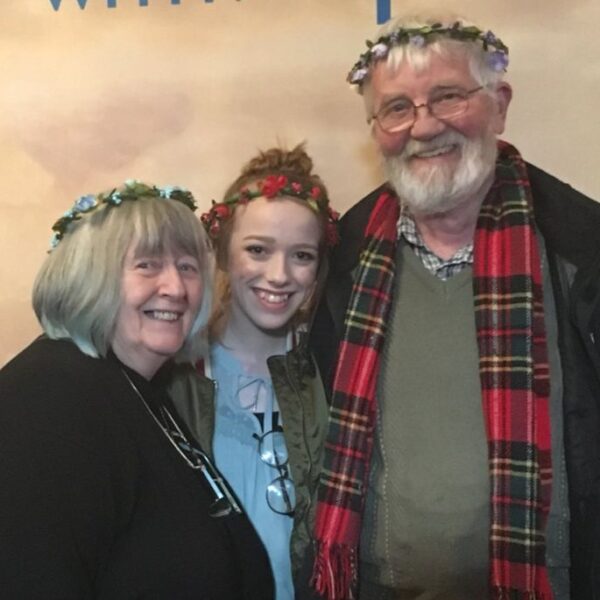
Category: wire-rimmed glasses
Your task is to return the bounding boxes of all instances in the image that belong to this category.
[158,404,243,519]
[253,428,296,516]
[369,85,484,133]
[121,367,242,520]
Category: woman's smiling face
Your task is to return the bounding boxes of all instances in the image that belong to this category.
[225,196,321,337]
[111,245,204,379]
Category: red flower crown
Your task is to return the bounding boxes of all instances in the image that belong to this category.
[201,174,340,246]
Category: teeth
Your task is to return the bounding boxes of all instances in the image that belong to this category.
[414,145,454,158]
[257,291,290,304]
[147,310,180,321]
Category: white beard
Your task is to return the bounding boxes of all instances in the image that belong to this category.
[384,129,498,215]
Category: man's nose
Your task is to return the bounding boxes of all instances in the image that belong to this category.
[409,103,447,140]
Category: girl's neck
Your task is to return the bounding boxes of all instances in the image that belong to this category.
[219,317,288,376]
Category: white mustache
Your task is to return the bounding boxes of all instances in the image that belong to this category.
[401,131,467,159]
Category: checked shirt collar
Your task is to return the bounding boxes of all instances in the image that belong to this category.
[397,205,473,281]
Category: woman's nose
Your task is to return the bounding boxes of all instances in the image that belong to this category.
[158,265,185,297]
[265,254,290,286]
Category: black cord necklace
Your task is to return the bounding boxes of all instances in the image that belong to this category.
[121,368,242,518]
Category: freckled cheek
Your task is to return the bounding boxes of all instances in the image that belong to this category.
[296,264,319,288]
[229,256,261,282]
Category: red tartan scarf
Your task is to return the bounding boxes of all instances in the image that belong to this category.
[312,142,553,599]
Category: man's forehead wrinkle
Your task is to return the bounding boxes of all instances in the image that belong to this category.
[373,59,479,99]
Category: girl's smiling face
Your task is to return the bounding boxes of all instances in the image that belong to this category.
[225,196,321,337]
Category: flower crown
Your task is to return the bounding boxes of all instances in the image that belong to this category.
[348,21,509,86]
[49,179,197,251]
[201,174,340,246]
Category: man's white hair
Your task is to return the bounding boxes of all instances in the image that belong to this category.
[361,14,507,116]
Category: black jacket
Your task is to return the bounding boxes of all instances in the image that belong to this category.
[0,337,274,599]
[311,164,600,600]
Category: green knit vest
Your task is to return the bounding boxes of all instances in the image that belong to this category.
[359,241,490,599]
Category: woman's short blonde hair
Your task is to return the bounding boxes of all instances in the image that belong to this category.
[33,186,212,362]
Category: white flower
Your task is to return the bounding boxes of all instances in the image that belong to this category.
[350,67,369,83]
[371,43,388,58]
[109,191,123,205]
[160,186,178,198]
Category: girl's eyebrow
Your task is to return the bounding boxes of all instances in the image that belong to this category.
[241,235,275,243]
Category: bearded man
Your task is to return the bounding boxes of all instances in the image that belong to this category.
[309,15,600,600]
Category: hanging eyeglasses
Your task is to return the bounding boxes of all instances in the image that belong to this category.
[165,412,243,518]
[122,369,242,519]
[253,428,296,516]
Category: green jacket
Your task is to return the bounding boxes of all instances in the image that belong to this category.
[168,340,329,585]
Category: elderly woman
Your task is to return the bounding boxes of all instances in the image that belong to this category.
[0,181,273,599]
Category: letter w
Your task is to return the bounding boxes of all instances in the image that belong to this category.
[49,0,90,10]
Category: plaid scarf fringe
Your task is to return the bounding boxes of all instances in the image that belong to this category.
[312,541,358,600]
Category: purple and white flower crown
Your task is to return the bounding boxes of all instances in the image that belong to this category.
[348,21,509,86]
[49,179,197,251]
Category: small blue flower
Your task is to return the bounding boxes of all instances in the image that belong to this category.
[487,51,509,72]
[160,186,176,199]
[63,209,75,218]
[74,194,97,213]
[409,35,426,48]
[49,232,61,250]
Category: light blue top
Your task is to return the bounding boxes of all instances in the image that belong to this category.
[211,343,294,600]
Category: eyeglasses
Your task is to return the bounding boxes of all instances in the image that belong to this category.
[172,430,244,519]
[122,367,242,519]
[369,86,484,133]
[253,428,296,516]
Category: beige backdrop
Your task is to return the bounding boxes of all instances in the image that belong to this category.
[2,0,599,365]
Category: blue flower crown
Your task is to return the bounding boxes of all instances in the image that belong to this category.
[348,21,509,86]
[49,179,197,251]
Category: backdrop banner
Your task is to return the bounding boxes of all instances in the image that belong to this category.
[1,0,599,364]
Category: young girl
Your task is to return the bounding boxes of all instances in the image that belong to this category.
[171,145,338,599]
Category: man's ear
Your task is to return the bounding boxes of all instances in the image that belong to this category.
[491,81,513,135]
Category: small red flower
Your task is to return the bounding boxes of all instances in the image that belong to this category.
[260,175,288,198]
[212,203,230,219]
[209,222,220,237]
[310,186,322,199]
[328,207,340,221]
[291,182,302,194]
